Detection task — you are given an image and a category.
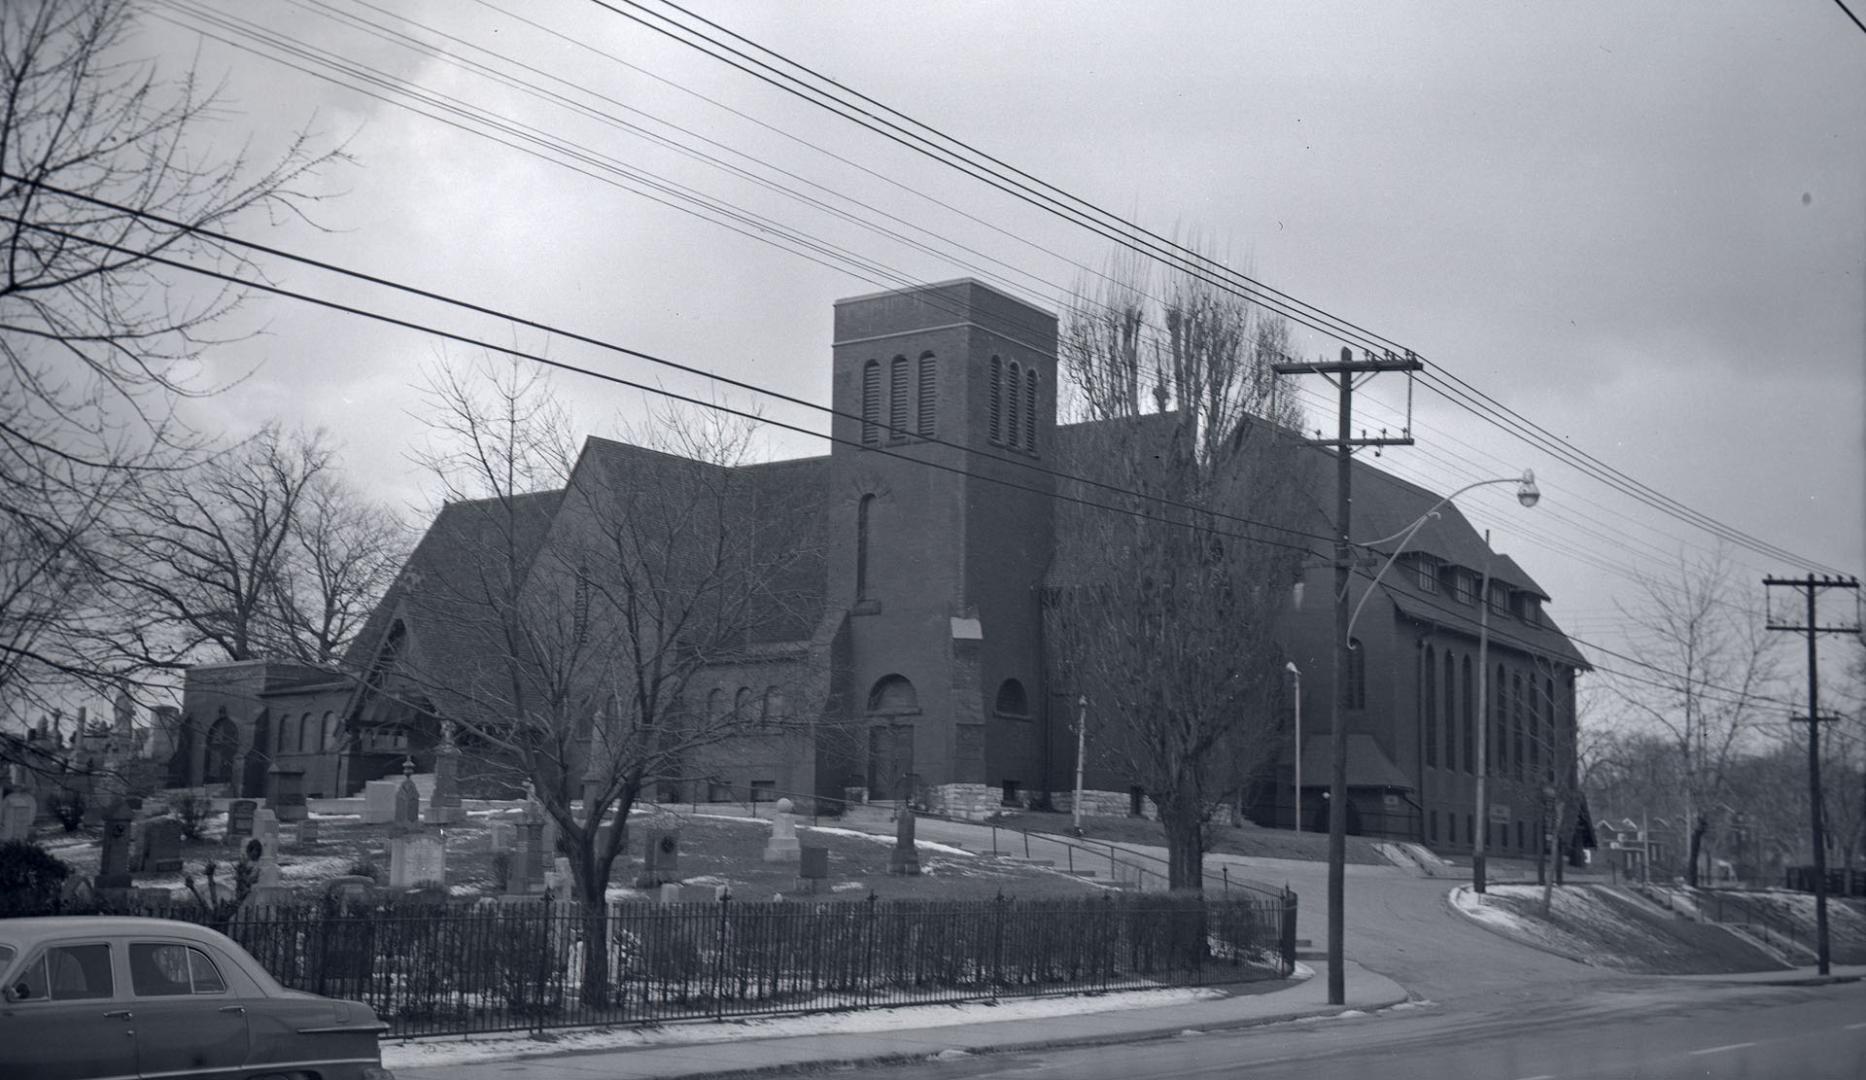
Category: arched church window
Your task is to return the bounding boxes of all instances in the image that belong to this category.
[320,711,336,752]
[856,494,874,601]
[1006,362,1022,449]
[707,688,726,724]
[917,353,937,436]
[889,356,909,441]
[988,356,1003,443]
[866,674,919,715]
[861,360,881,446]
[298,711,314,753]
[993,679,1029,718]
[1023,368,1038,451]
[762,687,784,726]
[735,687,753,723]
[1423,646,1437,767]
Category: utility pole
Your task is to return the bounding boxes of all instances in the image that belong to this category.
[1473,535,1492,893]
[1274,345,1421,1006]
[1762,573,1861,977]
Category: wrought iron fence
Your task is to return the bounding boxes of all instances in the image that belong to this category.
[79,891,1294,1038]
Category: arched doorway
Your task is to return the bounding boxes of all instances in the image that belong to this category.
[241,710,271,797]
[203,714,238,786]
[865,675,918,801]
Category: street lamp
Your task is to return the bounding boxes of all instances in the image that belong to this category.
[1286,662,1302,833]
[1324,468,1539,1003]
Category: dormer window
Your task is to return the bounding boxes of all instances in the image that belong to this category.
[1451,570,1479,606]
[1487,582,1509,616]
[1515,594,1543,626]
[1414,555,1439,593]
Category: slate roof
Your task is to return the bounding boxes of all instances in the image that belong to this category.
[1299,733,1414,790]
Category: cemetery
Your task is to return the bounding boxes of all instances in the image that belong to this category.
[0,776,1297,1038]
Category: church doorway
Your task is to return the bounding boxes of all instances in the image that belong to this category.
[203,715,238,785]
[867,724,915,802]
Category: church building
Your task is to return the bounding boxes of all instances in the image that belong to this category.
[173,279,1587,855]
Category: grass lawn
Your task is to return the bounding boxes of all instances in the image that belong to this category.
[985,810,1390,866]
[28,803,1105,905]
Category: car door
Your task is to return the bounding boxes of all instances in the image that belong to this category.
[0,940,140,1080]
[126,940,250,1079]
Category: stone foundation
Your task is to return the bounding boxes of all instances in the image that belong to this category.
[1050,789,1158,820]
[926,783,999,821]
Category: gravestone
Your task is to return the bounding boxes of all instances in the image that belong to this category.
[362,779,401,825]
[323,875,375,904]
[135,818,184,874]
[226,799,257,846]
[390,833,446,888]
[505,797,546,896]
[0,791,35,842]
[797,844,828,893]
[888,805,920,876]
[297,818,320,847]
[426,722,466,825]
[251,808,281,866]
[269,766,308,823]
[392,760,422,834]
[763,797,801,863]
[636,829,679,888]
[96,800,135,889]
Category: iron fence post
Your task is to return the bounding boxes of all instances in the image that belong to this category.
[713,895,731,1020]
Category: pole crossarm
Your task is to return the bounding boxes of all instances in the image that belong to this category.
[1761,572,1860,977]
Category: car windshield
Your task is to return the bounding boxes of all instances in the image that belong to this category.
[0,945,13,970]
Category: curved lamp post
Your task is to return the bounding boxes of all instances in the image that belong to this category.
[1286,661,1302,833]
[1327,466,1539,943]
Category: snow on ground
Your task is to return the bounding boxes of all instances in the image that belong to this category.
[378,986,1227,1069]
[1448,884,1621,966]
[802,825,975,859]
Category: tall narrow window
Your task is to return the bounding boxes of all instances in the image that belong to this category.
[856,494,873,601]
[1423,646,1437,768]
[1346,639,1365,710]
[889,356,909,441]
[1493,664,1506,773]
[1530,676,1542,777]
[861,360,880,446]
[917,353,937,436]
[735,687,753,723]
[1006,362,1022,449]
[988,356,1003,443]
[1461,658,1474,774]
[1443,651,1456,772]
[1512,672,1525,781]
[1023,368,1038,451]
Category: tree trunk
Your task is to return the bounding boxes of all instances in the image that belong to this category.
[1687,815,1707,888]
[1160,800,1205,891]
[1541,800,1566,918]
[578,890,610,1008]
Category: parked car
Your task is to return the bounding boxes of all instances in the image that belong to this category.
[0,916,394,1080]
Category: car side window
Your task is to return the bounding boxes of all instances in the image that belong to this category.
[12,955,49,1001]
[187,948,226,994]
[47,945,112,1001]
[130,943,193,997]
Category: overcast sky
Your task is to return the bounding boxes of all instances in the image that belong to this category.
[131,0,1865,701]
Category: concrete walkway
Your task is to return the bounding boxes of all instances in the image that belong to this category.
[390,961,1408,1080]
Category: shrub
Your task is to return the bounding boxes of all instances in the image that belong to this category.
[173,792,214,841]
[47,788,85,832]
[0,840,72,916]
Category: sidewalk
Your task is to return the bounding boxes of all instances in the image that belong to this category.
[388,962,1409,1080]
[1664,962,1866,986]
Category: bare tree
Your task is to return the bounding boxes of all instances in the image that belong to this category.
[400,354,823,1003]
[1608,550,1781,887]
[93,425,330,672]
[268,473,410,666]
[1046,250,1306,889]
[0,0,342,750]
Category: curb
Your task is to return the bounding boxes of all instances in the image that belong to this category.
[641,991,1415,1080]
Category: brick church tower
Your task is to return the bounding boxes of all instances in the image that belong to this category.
[827,280,1057,815]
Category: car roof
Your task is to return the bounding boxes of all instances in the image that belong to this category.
[0,917,235,950]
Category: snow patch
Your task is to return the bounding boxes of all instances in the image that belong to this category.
[802,825,975,858]
[378,986,1228,1068]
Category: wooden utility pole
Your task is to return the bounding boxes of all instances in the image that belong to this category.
[1762,573,1861,977]
[1274,345,1421,1006]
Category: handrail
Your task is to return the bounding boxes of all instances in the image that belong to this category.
[694,787,1291,901]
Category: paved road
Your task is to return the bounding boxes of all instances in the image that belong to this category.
[881,978,1866,1080]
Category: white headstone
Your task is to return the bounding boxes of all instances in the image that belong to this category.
[251,809,280,860]
[363,779,401,825]
[763,796,801,863]
[391,833,446,888]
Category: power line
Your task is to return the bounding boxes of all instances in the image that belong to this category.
[1835,0,1866,36]
[591,0,1848,578]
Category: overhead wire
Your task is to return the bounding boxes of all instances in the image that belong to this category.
[592,0,1847,577]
